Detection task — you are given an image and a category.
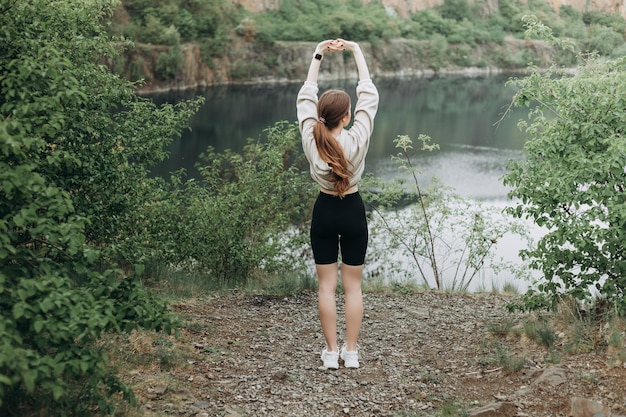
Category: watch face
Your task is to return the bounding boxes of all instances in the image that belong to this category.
[315,53,323,61]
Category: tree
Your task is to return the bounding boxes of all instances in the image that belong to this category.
[0,0,198,413]
[503,17,626,313]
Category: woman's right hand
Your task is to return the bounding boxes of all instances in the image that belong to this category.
[335,39,359,52]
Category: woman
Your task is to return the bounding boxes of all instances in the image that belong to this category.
[296,39,379,369]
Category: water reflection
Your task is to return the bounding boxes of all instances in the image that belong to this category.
[151,74,530,202]
[373,76,526,152]
[375,146,523,201]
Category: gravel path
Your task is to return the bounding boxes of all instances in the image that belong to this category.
[120,291,626,417]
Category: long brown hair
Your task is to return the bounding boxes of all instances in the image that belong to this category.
[313,89,352,196]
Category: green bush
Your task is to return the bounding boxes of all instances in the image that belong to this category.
[498,0,527,33]
[254,0,400,42]
[504,19,626,314]
[559,4,581,20]
[448,43,474,66]
[129,55,147,81]
[142,121,316,287]
[0,0,199,413]
[200,26,232,59]
[421,34,450,71]
[177,7,197,39]
[581,24,625,55]
[559,19,587,40]
[117,0,241,46]
[582,9,626,33]
[411,8,454,38]
[155,44,183,79]
[438,0,477,22]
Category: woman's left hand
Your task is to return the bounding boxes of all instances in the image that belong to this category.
[315,39,343,55]
[327,39,344,52]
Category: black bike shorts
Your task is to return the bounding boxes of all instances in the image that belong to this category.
[310,191,368,266]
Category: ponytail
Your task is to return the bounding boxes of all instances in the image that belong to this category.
[313,90,352,197]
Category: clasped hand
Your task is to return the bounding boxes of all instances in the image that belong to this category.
[316,38,358,54]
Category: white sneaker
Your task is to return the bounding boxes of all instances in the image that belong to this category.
[320,348,339,370]
[340,346,360,368]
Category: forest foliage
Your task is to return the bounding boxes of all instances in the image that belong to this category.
[503,18,626,314]
[0,0,194,414]
[109,0,626,81]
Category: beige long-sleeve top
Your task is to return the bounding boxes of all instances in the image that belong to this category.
[297,79,379,191]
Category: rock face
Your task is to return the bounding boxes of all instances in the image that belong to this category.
[133,37,550,93]
[132,39,408,93]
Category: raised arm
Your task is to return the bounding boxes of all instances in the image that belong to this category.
[306,39,341,83]
[305,39,371,83]
[337,39,371,82]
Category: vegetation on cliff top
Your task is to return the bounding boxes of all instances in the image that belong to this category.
[109,0,626,83]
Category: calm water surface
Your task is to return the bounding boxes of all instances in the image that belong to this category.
[152,74,528,201]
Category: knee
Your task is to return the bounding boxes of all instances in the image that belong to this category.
[342,280,362,296]
[318,283,337,296]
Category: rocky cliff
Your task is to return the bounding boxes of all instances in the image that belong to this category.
[133,37,554,93]
[127,0,623,93]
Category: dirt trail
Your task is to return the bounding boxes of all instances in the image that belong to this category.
[120,291,626,416]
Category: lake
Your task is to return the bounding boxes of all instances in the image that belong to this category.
[151,74,529,199]
[150,74,541,291]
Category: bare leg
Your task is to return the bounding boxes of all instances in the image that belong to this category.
[341,263,364,351]
[316,263,339,353]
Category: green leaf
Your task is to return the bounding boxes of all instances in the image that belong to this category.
[33,320,44,334]
[22,370,36,393]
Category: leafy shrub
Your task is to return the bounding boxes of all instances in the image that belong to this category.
[581,25,625,55]
[582,9,626,32]
[200,29,231,59]
[117,0,241,47]
[411,9,454,38]
[421,34,450,71]
[438,0,477,22]
[447,18,485,45]
[0,0,198,413]
[162,24,182,46]
[254,0,400,42]
[129,55,147,81]
[559,4,581,20]
[504,19,626,314]
[156,44,184,79]
[142,14,169,43]
[177,8,197,40]
[448,43,473,66]
[559,19,587,40]
[142,121,316,287]
[497,0,527,33]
